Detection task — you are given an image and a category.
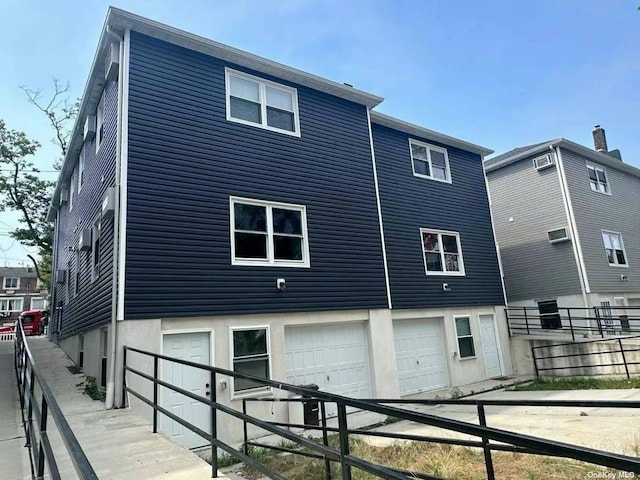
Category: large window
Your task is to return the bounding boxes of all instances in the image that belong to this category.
[0,298,23,314]
[226,68,300,136]
[602,231,627,266]
[420,229,465,275]
[3,277,19,289]
[587,164,609,194]
[230,327,271,394]
[231,197,310,267]
[455,316,475,358]
[410,139,451,183]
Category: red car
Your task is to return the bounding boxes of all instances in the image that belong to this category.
[0,309,48,337]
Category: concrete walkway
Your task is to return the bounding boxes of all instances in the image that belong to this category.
[22,337,225,479]
[0,341,31,480]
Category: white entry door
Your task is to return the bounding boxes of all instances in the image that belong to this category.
[479,315,502,378]
[161,331,212,449]
[285,322,371,417]
[393,318,448,395]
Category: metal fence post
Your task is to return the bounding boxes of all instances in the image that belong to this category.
[619,338,630,379]
[211,371,218,479]
[505,308,512,338]
[524,308,529,335]
[122,347,128,407]
[25,368,35,448]
[595,307,604,338]
[37,394,48,478]
[153,356,158,433]
[567,310,575,342]
[337,402,352,480]
[531,346,539,377]
[477,403,495,480]
[242,398,248,456]
[320,401,331,480]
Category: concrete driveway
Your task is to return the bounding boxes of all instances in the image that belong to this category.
[366,388,640,456]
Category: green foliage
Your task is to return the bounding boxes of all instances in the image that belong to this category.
[513,376,640,391]
[83,376,106,401]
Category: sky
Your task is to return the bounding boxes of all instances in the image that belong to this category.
[0,0,638,266]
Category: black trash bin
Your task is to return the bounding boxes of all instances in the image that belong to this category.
[301,384,320,426]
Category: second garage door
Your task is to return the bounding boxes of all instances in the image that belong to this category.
[285,322,372,414]
[394,318,449,395]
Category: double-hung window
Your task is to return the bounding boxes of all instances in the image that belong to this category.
[0,298,23,314]
[96,92,105,153]
[455,316,475,358]
[230,327,271,394]
[421,229,465,275]
[91,217,102,281]
[3,277,19,289]
[226,68,300,136]
[410,139,451,182]
[78,147,85,192]
[31,298,46,310]
[587,164,609,194]
[602,231,627,266]
[231,197,309,267]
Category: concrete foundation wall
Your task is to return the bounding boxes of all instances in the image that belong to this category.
[58,325,110,384]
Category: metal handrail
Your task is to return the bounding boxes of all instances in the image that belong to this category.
[124,345,640,480]
[14,321,98,480]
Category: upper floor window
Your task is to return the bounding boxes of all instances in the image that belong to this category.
[225,68,300,136]
[31,298,46,310]
[230,197,310,268]
[410,140,451,183]
[69,168,76,211]
[78,147,85,192]
[421,229,465,276]
[92,217,102,281]
[602,231,627,267]
[3,277,19,289]
[96,91,105,153]
[587,164,609,194]
[0,298,23,314]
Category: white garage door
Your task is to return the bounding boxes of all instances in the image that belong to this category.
[285,322,371,414]
[394,318,448,395]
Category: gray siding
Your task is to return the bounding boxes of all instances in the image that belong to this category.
[53,81,118,339]
[124,32,388,319]
[372,124,504,308]
[561,148,640,294]
[486,154,581,301]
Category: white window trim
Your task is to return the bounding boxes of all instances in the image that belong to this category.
[69,169,75,211]
[229,325,273,400]
[225,67,301,137]
[3,277,20,290]
[230,196,310,268]
[409,139,452,184]
[601,230,629,268]
[420,228,466,276]
[96,91,105,154]
[454,315,476,360]
[586,163,611,196]
[78,147,85,193]
[30,297,46,310]
[0,297,24,313]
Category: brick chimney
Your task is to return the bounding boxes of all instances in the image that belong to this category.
[592,125,608,152]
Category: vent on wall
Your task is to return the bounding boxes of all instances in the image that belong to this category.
[548,227,570,244]
[533,154,555,171]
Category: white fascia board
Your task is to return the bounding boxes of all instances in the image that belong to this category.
[370,111,494,156]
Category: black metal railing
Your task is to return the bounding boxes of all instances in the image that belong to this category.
[123,345,640,480]
[506,306,640,340]
[531,334,640,378]
[14,320,98,480]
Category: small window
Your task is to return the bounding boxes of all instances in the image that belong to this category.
[31,298,46,310]
[91,217,102,281]
[410,139,451,183]
[547,228,570,244]
[231,197,310,267]
[69,169,76,211]
[0,298,23,314]
[74,251,80,297]
[587,164,609,194]
[226,68,300,136]
[96,91,105,153]
[455,317,475,358]
[421,229,465,275]
[78,147,85,192]
[602,231,627,267]
[3,277,19,289]
[537,300,562,329]
[231,327,271,394]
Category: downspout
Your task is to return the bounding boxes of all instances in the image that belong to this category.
[553,145,590,311]
[106,28,126,409]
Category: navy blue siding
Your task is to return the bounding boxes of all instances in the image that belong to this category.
[55,81,118,339]
[372,124,504,308]
[124,32,388,319]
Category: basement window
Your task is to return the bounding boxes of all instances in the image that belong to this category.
[455,316,475,359]
[230,327,271,394]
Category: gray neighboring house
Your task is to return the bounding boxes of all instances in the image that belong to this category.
[484,126,640,319]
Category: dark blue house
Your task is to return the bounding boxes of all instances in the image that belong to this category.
[48,8,510,447]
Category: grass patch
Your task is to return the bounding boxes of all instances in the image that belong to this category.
[239,437,618,480]
[83,376,105,401]
[512,376,640,391]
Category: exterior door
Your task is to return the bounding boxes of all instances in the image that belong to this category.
[161,331,211,449]
[479,314,502,378]
[393,318,448,395]
[284,322,371,417]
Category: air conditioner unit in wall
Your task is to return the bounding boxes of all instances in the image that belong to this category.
[55,269,66,284]
[79,229,92,251]
[105,43,120,81]
[60,188,69,205]
[84,115,96,142]
[548,227,570,244]
[533,154,555,171]
[102,187,116,220]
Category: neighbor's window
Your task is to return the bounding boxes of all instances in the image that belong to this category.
[587,164,609,194]
[455,317,475,358]
[96,91,105,152]
[231,197,309,267]
[602,231,627,266]
[421,229,465,275]
[410,139,451,182]
[231,327,270,393]
[226,68,300,136]
[0,298,23,313]
[3,277,19,289]
[30,298,46,310]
